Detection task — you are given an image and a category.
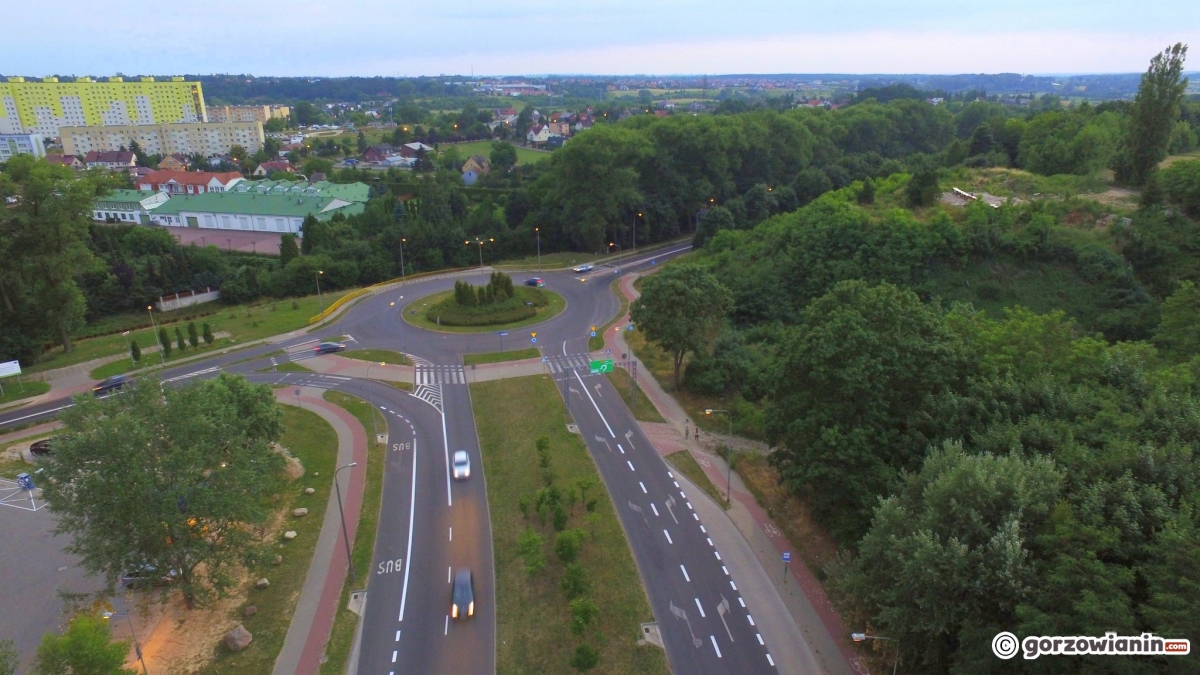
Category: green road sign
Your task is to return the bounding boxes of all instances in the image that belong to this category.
[589,359,614,374]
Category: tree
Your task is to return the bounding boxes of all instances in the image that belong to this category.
[356,130,367,153]
[130,338,140,363]
[1118,43,1189,185]
[1161,158,1200,216]
[906,167,940,207]
[229,144,248,166]
[33,614,135,675]
[560,563,590,599]
[490,141,518,173]
[1154,281,1200,361]
[570,644,599,673]
[187,321,199,348]
[693,206,734,249]
[517,527,546,575]
[857,177,876,205]
[158,327,171,358]
[202,322,214,345]
[554,529,587,563]
[0,639,17,675]
[279,233,299,265]
[41,375,287,608]
[300,215,323,254]
[568,597,600,637]
[630,265,732,388]
[175,326,186,352]
[129,140,151,168]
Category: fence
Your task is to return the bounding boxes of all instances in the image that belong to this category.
[158,288,220,312]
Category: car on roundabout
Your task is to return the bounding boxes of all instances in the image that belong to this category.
[572,264,593,273]
[314,341,346,354]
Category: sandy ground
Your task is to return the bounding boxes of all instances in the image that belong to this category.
[164,228,284,256]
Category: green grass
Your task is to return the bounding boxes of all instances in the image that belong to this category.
[402,288,566,333]
[471,376,669,675]
[319,391,386,674]
[195,404,337,675]
[341,349,411,366]
[384,380,414,393]
[604,368,664,423]
[462,348,540,366]
[664,451,729,509]
[272,362,314,373]
[441,141,549,166]
[0,380,50,406]
[590,277,630,351]
[29,293,338,376]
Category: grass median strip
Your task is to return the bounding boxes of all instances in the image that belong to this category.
[341,349,411,366]
[403,288,566,333]
[471,375,669,675]
[590,277,631,352]
[664,451,729,510]
[462,347,540,366]
[604,367,664,423]
[319,391,387,674]
[0,380,50,406]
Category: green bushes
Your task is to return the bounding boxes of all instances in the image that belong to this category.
[425,285,546,327]
[1162,159,1200,216]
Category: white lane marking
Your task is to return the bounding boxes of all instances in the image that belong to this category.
[398,436,419,622]
[695,598,706,618]
[663,529,673,544]
[681,565,690,582]
[650,503,659,516]
[700,525,706,533]
[562,341,568,356]
[287,338,320,350]
[448,566,452,583]
[715,552,721,561]
[395,630,401,641]
[667,471,673,478]
[756,633,764,645]
[449,527,452,541]
[739,597,746,608]
[693,513,699,520]
[627,460,635,472]
[730,581,738,591]
[617,443,624,454]
[711,635,722,658]
[392,650,397,663]
[722,566,729,575]
[639,482,646,493]
[673,481,679,488]
[766,654,774,666]
[573,369,614,437]
[747,614,755,626]
[162,366,220,383]
[439,404,452,507]
[444,615,449,635]
[707,538,714,546]
[3,403,72,425]
[687,502,693,510]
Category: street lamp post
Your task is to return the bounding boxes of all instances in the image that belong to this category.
[535,227,541,272]
[851,633,899,675]
[122,331,133,365]
[388,299,407,351]
[102,611,150,675]
[398,237,407,278]
[633,211,642,252]
[609,242,622,257]
[316,270,325,313]
[705,409,732,501]
[146,306,165,365]
[466,237,494,268]
[334,462,358,583]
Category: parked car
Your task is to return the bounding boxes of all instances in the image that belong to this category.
[524,278,545,287]
[451,568,475,619]
[452,450,471,480]
[572,264,593,273]
[29,438,55,456]
[92,375,131,396]
[314,342,346,354]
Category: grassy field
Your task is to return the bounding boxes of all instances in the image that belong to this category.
[319,391,386,674]
[29,292,339,376]
[341,349,411,366]
[495,251,605,270]
[590,277,630,351]
[195,404,337,675]
[471,376,669,675]
[0,380,50,406]
[462,347,540,366]
[664,450,728,509]
[604,368,663,423]
[272,362,314,373]
[402,288,566,333]
[441,141,549,166]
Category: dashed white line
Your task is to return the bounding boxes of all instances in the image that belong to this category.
[639,481,647,493]
[747,614,756,626]
[700,525,706,533]
[444,615,449,635]
[392,651,398,663]
[650,503,659,516]
[693,513,699,520]
[617,443,625,454]
[766,654,775,666]
[663,529,673,544]
[756,633,764,645]
[687,502,693,510]
[730,581,738,591]
[395,630,401,641]
[739,597,746,608]
[449,527,452,541]
[627,460,635,471]
[715,551,721,561]
[667,471,673,478]
[722,566,729,575]
[710,635,722,658]
[673,481,680,488]
[695,598,706,617]
[707,538,714,546]
[447,566,452,583]
[681,565,690,582]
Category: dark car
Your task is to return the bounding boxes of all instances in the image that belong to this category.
[29,438,55,456]
[451,568,475,619]
[314,342,346,354]
[92,375,131,396]
[524,277,545,287]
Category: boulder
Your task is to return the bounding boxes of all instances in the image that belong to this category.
[273,555,283,565]
[225,625,253,652]
[283,531,297,541]
[293,508,309,517]
[305,487,316,495]
[244,605,258,617]
[312,472,319,477]
[255,578,270,589]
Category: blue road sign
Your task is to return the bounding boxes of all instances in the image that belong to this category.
[783,552,792,562]
[590,331,596,337]
[542,357,548,362]
[627,324,634,331]
[498,331,509,336]
[606,349,611,354]
[531,337,537,344]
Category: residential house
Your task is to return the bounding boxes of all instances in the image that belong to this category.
[462,169,480,186]
[546,136,566,149]
[45,154,83,169]
[157,154,189,171]
[138,170,244,195]
[84,150,136,170]
[148,180,370,234]
[361,144,396,162]
[547,121,571,137]
[461,155,490,176]
[527,124,550,146]
[254,160,293,176]
[92,189,170,224]
[399,142,434,158]
[574,119,593,133]
[380,155,416,168]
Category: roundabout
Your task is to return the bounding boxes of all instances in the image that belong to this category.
[400,284,567,334]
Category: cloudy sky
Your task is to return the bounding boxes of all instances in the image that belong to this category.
[5,0,1198,76]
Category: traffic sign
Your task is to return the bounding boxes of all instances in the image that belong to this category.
[531,332,537,338]
[531,338,537,344]
[589,359,614,374]
[498,331,509,336]
[783,552,791,562]
[0,360,21,378]
[591,326,596,332]
[590,331,596,337]
[542,357,548,362]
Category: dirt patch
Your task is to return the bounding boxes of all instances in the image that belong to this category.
[734,453,840,578]
[273,444,305,480]
[134,592,246,675]
[1086,187,1139,207]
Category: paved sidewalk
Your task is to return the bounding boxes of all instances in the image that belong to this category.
[602,272,863,675]
[272,387,368,675]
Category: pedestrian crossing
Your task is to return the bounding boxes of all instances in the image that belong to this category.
[545,354,591,374]
[415,364,467,385]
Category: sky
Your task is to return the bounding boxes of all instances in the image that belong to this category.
[5,0,1199,77]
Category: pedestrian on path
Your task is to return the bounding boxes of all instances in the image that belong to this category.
[684,418,689,438]
[694,428,699,443]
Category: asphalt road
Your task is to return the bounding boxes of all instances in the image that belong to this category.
[0,244,794,674]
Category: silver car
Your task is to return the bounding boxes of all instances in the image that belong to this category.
[452,450,470,480]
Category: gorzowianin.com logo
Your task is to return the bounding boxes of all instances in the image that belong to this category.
[992,631,1191,660]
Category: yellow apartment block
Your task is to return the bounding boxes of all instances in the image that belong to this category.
[208,104,290,123]
[61,121,264,157]
[0,76,206,138]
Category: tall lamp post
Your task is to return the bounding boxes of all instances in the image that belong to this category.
[399,237,407,278]
[609,242,622,256]
[315,270,325,313]
[705,408,732,501]
[389,297,406,351]
[633,211,642,252]
[334,462,358,583]
[466,237,493,268]
[852,633,899,675]
[535,227,541,272]
[146,306,165,365]
[101,611,149,675]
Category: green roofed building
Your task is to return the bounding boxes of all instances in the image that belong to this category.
[92,189,170,225]
[147,181,368,235]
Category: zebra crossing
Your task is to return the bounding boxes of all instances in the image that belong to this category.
[545,354,591,374]
[415,364,467,385]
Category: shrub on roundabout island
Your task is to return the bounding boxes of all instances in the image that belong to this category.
[428,273,549,326]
